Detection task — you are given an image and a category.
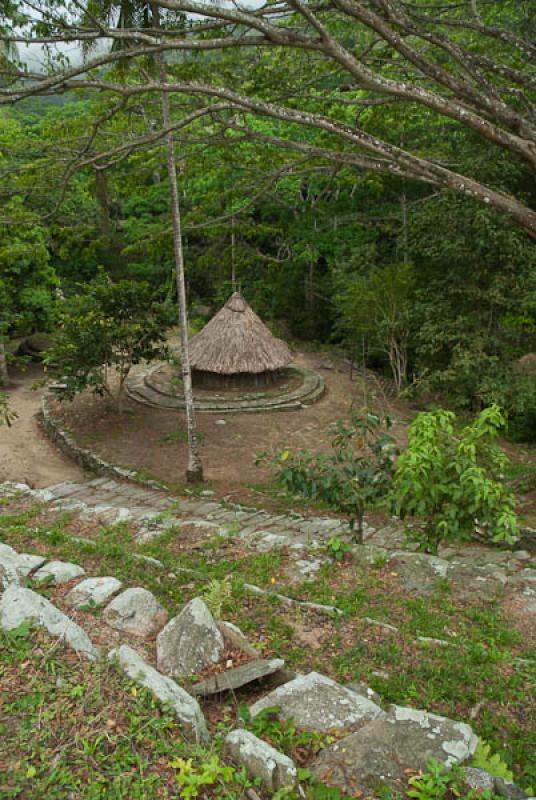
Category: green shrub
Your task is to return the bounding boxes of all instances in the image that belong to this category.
[392,405,518,553]
[261,410,397,543]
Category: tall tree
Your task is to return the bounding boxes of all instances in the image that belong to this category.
[65,0,204,480]
[1,1,535,233]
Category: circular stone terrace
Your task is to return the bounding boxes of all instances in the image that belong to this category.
[126,363,325,413]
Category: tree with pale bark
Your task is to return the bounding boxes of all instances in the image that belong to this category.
[0,0,534,234]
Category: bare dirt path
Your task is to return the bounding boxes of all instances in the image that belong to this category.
[0,365,86,488]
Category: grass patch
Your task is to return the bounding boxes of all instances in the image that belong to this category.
[0,496,535,789]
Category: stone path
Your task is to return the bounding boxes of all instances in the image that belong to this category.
[1,477,534,597]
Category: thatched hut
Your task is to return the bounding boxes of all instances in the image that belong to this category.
[189,292,293,388]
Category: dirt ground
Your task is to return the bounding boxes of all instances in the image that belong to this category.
[50,351,412,500]
[0,363,86,488]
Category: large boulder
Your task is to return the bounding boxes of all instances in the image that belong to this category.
[0,586,98,659]
[103,588,168,637]
[249,672,384,733]
[156,597,224,677]
[224,729,297,793]
[311,705,477,797]
[109,645,208,743]
[65,577,123,609]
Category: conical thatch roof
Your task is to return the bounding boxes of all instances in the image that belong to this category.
[189,292,292,375]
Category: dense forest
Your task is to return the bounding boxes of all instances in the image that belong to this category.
[1,0,535,440]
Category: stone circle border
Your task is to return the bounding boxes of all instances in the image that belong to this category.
[41,393,165,490]
[126,364,326,413]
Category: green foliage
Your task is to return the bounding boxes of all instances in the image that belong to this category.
[0,198,58,337]
[325,536,351,561]
[168,755,235,799]
[392,405,518,553]
[238,706,330,758]
[472,740,514,782]
[201,576,233,620]
[263,410,397,542]
[45,274,172,411]
[334,262,415,391]
[403,759,505,800]
[0,392,17,427]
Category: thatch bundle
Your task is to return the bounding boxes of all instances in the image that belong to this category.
[189,292,292,385]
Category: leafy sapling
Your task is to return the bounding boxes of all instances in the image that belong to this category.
[45,274,172,413]
[392,405,518,554]
[264,410,398,543]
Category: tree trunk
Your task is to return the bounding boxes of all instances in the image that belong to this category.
[94,168,112,236]
[0,339,9,388]
[152,4,203,483]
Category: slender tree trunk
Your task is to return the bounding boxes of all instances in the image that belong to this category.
[231,214,236,290]
[152,4,203,482]
[0,339,9,388]
[94,168,112,236]
[400,190,409,265]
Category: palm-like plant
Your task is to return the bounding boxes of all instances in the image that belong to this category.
[82,0,203,482]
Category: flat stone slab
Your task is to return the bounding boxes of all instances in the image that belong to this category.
[249,671,384,733]
[311,705,477,797]
[110,645,208,743]
[65,577,123,609]
[156,597,224,677]
[0,586,98,659]
[192,658,285,696]
[388,552,449,596]
[224,729,297,793]
[34,560,86,585]
[103,588,168,637]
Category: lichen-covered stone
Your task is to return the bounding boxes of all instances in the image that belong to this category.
[103,588,168,637]
[65,577,122,609]
[224,729,297,793]
[311,705,477,796]
[249,671,384,733]
[345,681,383,708]
[34,560,86,585]
[109,645,208,743]
[156,597,224,677]
[464,768,496,793]
[0,586,98,659]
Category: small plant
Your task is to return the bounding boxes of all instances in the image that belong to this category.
[407,759,454,800]
[0,392,17,427]
[472,739,513,782]
[261,410,397,543]
[238,706,331,758]
[168,755,235,799]
[159,427,205,445]
[392,405,518,554]
[201,576,233,620]
[325,536,351,561]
